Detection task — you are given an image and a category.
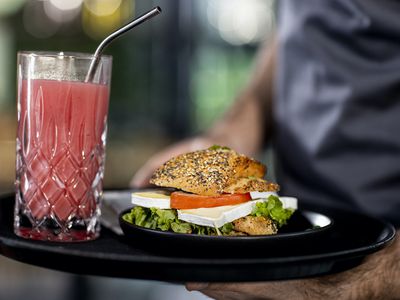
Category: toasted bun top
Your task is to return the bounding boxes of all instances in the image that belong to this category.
[150,147,279,196]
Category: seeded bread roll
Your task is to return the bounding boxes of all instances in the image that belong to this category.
[233,216,277,235]
[224,177,279,194]
[150,147,279,196]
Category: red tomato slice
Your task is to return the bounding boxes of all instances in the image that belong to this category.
[170,191,251,209]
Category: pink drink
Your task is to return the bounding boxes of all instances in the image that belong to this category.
[15,78,109,241]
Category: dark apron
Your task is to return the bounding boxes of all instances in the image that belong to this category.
[274,0,400,226]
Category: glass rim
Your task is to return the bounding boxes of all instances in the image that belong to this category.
[17,51,112,60]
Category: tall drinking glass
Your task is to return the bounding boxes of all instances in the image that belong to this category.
[14,52,112,242]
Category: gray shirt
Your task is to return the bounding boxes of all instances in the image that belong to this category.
[274,0,400,226]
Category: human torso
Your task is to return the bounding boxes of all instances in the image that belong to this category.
[274,0,400,226]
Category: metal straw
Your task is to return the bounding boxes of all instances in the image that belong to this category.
[85,6,162,83]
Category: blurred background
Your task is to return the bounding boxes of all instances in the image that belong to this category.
[0,0,275,299]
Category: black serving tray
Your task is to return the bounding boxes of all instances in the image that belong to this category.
[0,193,395,282]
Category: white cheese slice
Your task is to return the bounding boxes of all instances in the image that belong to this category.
[250,191,278,199]
[178,197,298,228]
[131,190,298,228]
[279,197,298,210]
[178,200,262,228]
[131,191,171,209]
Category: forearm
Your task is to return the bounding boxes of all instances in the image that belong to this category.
[204,38,277,157]
[187,232,399,300]
[131,38,277,186]
[349,231,400,299]
[313,231,400,299]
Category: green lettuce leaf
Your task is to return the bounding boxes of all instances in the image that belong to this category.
[251,195,294,227]
[123,206,235,235]
[171,221,192,234]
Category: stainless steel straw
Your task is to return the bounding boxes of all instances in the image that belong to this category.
[85,6,162,82]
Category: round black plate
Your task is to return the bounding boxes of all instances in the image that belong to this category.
[119,209,334,257]
[0,193,396,282]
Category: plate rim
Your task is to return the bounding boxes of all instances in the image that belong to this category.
[117,208,397,264]
[119,208,334,241]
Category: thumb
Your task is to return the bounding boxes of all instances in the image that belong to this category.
[186,282,210,291]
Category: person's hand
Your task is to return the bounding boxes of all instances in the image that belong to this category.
[130,137,215,188]
[186,235,400,299]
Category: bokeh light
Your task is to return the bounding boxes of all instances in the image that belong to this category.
[207,0,274,45]
[20,0,134,40]
[82,0,134,39]
[49,0,82,11]
[44,0,82,23]
[84,0,121,16]
[23,0,59,39]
